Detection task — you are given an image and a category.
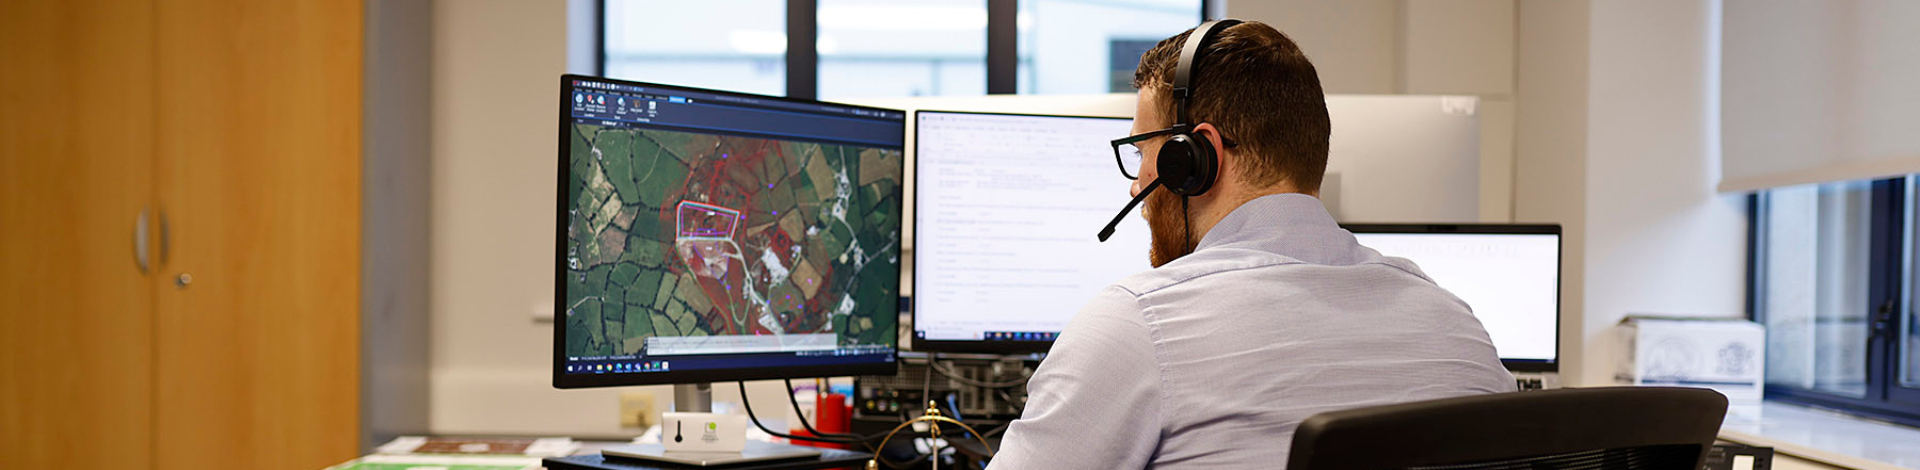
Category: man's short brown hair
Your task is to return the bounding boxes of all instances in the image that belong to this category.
[1133,21,1330,193]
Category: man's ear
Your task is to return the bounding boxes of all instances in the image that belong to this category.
[1191,122,1233,187]
[1191,123,1229,157]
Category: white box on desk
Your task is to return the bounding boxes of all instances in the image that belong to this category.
[1613,316,1764,421]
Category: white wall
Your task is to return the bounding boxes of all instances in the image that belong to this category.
[428,0,590,436]
[1514,0,1591,384]
[1580,0,1748,385]
[1227,0,1401,94]
[1230,0,1516,97]
[1401,0,1515,96]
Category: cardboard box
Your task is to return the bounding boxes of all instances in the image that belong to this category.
[1614,316,1765,421]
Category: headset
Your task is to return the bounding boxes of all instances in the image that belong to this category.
[1096,18,1242,242]
[1160,18,1241,198]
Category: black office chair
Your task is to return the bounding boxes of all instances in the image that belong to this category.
[1287,387,1728,470]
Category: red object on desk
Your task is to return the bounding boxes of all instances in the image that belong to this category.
[790,393,852,450]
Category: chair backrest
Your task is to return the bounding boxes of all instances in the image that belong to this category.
[1286,387,1728,470]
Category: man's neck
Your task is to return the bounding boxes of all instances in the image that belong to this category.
[1187,184,1316,247]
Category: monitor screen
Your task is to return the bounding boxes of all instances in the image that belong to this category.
[554,75,904,388]
[1345,225,1562,371]
[911,110,1150,353]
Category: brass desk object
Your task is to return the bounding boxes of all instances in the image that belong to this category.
[865,402,997,470]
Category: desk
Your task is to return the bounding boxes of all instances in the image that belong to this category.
[1770,456,1850,470]
[1720,402,1920,470]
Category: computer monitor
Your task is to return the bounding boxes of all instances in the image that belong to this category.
[553,75,905,389]
[910,110,1150,353]
[1343,224,1562,373]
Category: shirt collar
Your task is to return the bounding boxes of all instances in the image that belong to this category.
[1194,193,1359,265]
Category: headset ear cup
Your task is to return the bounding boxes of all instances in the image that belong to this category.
[1188,133,1217,196]
[1158,133,1217,197]
[1157,134,1196,195]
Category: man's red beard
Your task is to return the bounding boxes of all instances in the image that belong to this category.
[1145,187,1194,267]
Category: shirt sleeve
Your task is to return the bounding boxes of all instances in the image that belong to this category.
[986,286,1161,470]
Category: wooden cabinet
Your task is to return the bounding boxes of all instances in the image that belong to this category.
[3,1,363,469]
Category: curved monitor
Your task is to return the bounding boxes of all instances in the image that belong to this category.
[554,75,904,388]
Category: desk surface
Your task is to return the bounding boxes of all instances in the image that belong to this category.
[1720,402,1920,470]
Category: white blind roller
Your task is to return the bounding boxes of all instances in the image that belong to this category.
[1720,1,1920,193]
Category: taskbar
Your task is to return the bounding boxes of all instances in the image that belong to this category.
[914,330,1059,342]
[983,331,1058,342]
[565,346,896,376]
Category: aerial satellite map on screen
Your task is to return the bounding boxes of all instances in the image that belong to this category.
[564,123,902,359]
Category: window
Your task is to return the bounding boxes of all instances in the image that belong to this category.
[1756,181,1875,398]
[817,0,986,99]
[602,0,787,96]
[1903,177,1920,391]
[1751,176,1920,424]
[598,0,1205,99]
[1017,0,1202,94]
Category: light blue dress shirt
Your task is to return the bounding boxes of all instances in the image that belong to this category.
[986,193,1516,469]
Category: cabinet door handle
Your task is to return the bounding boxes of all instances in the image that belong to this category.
[134,208,150,274]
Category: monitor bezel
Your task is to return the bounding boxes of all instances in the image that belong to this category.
[1339,223,1564,373]
[552,74,904,389]
[907,109,1136,355]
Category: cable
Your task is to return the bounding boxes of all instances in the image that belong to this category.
[944,393,964,422]
[980,420,1012,438]
[737,382,978,469]
[944,393,969,439]
[928,359,1030,389]
[783,378,862,440]
[995,388,1025,413]
[922,356,934,407]
[737,381,874,445]
[1182,196,1193,254]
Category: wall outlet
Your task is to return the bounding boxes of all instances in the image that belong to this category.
[620,391,658,428]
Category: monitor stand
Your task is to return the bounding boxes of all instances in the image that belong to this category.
[598,383,823,467]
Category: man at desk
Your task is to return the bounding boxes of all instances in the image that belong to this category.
[988,20,1515,469]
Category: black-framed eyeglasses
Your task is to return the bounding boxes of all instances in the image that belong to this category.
[1110,128,1181,180]
[1109,127,1237,180]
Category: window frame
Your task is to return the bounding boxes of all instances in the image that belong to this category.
[1751,177,1920,426]
[596,0,1211,99]
[1891,176,1920,409]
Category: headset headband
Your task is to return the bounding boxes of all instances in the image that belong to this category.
[1172,19,1242,129]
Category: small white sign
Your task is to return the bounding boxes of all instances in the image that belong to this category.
[661,412,747,453]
